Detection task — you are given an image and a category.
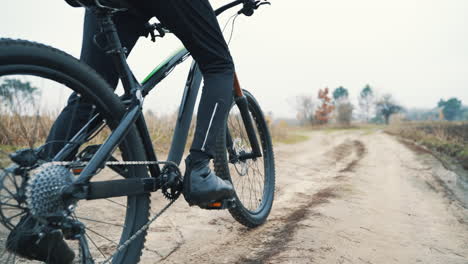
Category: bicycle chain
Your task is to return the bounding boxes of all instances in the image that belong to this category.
[50,160,175,166]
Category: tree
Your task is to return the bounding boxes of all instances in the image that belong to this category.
[315,88,334,124]
[0,79,41,147]
[294,95,315,125]
[460,107,468,121]
[358,84,374,122]
[0,79,39,105]
[335,100,354,126]
[332,86,349,101]
[375,94,402,124]
[438,98,462,121]
[0,78,40,114]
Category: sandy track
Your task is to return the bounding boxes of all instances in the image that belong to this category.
[139,129,468,264]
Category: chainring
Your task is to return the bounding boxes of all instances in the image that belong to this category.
[160,164,183,201]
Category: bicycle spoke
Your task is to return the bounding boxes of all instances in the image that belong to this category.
[253,162,265,196]
[250,164,260,204]
[0,248,8,260]
[240,173,246,202]
[6,211,26,221]
[76,216,125,227]
[1,202,26,209]
[247,170,255,209]
[235,116,249,146]
[104,198,128,209]
[1,207,25,211]
[2,187,16,200]
[6,174,19,192]
[85,226,119,246]
[248,170,258,210]
[0,197,14,204]
[85,232,107,259]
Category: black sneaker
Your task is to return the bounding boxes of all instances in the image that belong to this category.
[6,215,75,264]
[183,155,234,207]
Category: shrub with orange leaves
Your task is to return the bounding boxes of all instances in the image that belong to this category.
[315,88,334,124]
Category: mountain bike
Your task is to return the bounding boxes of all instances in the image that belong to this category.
[0,0,274,263]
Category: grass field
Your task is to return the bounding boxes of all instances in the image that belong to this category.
[386,121,468,169]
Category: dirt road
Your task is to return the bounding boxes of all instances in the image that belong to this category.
[139,129,468,264]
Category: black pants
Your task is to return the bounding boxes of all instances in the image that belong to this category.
[46,0,234,160]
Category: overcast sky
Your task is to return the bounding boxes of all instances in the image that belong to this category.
[1,0,467,118]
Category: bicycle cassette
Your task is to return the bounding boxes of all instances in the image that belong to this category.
[26,164,76,222]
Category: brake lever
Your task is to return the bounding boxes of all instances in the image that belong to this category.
[238,0,256,16]
[144,23,167,43]
[255,0,271,9]
[238,0,270,16]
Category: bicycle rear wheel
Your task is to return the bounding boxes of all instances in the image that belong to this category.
[0,39,150,263]
[214,90,275,228]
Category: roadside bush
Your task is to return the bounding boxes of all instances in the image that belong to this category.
[387,122,468,169]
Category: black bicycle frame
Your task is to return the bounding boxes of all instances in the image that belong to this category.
[62,0,262,201]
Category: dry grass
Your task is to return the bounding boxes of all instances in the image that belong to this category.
[0,111,300,162]
[386,121,468,169]
[268,120,309,144]
[145,111,195,154]
[0,111,187,156]
[0,114,55,149]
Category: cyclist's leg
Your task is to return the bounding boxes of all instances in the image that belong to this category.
[152,0,235,160]
[44,10,149,158]
[151,0,235,205]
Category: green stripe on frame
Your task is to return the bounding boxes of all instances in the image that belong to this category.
[141,47,187,84]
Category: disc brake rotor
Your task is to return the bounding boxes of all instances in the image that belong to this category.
[232,138,249,176]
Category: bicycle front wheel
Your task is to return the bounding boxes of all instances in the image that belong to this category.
[0,39,150,263]
[214,90,275,228]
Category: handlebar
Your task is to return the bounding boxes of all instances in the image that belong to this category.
[144,0,270,42]
[66,0,271,16]
[215,0,271,17]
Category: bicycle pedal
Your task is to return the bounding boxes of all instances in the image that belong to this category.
[199,198,236,210]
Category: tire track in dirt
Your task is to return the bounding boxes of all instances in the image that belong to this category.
[232,138,369,263]
[237,186,341,264]
[339,140,366,173]
[324,139,367,173]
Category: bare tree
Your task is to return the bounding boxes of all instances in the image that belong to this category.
[335,99,354,126]
[358,84,374,122]
[294,95,315,125]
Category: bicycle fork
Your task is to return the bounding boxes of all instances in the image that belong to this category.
[228,73,263,160]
